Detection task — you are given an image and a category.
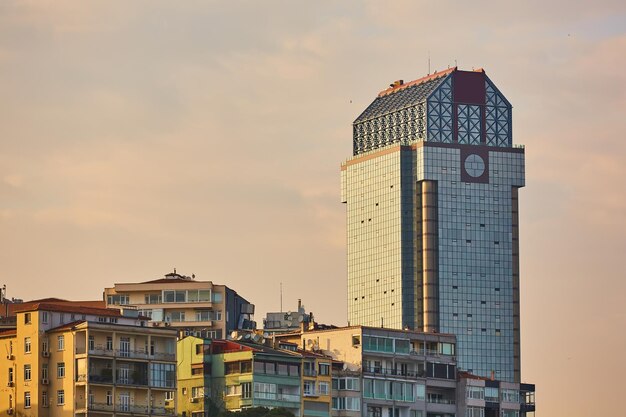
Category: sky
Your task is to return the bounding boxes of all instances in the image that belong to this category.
[1,1,625,415]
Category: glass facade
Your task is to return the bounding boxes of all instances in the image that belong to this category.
[343,69,524,383]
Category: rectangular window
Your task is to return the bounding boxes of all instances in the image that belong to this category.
[196,310,211,321]
[304,381,316,396]
[242,382,252,399]
[42,391,48,407]
[106,391,113,405]
[57,335,65,351]
[25,391,31,408]
[165,391,174,401]
[25,313,31,324]
[106,336,113,350]
[319,363,330,376]
[145,294,162,304]
[42,364,48,380]
[57,362,65,378]
[318,382,329,395]
[42,311,49,324]
[8,368,13,383]
[191,386,205,398]
[57,390,65,405]
[24,364,31,381]
[25,337,31,353]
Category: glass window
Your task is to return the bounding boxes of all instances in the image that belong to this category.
[319,363,330,376]
[24,392,31,408]
[57,362,65,378]
[57,335,65,351]
[395,339,410,354]
[24,365,31,381]
[24,337,31,353]
[57,390,65,405]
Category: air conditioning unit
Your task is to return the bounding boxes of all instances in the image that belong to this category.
[6,354,14,360]
[42,378,49,385]
[189,398,198,403]
[42,351,50,357]
[152,322,160,327]
[7,408,13,415]
[164,322,171,327]
[7,382,14,387]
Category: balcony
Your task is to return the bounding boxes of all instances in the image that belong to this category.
[303,369,317,377]
[277,393,300,402]
[76,347,175,362]
[362,366,425,380]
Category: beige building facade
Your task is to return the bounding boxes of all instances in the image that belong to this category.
[104,272,254,340]
[0,301,177,417]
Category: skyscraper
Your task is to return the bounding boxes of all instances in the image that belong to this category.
[341,67,524,382]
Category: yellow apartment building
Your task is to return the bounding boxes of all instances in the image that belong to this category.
[0,301,178,417]
[104,272,254,340]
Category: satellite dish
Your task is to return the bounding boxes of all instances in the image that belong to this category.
[259,337,265,344]
[236,335,244,341]
[243,333,252,340]
[298,315,304,323]
[252,334,261,343]
[230,331,238,339]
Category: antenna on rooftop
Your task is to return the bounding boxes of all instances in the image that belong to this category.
[280,282,283,313]
[428,51,431,75]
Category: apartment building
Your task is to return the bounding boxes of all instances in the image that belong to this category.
[104,272,255,340]
[0,301,177,417]
[456,373,535,417]
[276,326,458,417]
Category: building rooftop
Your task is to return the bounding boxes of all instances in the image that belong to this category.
[354,68,456,124]
[12,301,136,318]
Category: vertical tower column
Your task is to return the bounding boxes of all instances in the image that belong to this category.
[512,187,521,382]
[421,180,439,332]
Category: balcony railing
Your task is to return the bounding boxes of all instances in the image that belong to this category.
[303,369,317,377]
[363,367,425,379]
[277,393,300,402]
[75,348,175,361]
[426,398,456,405]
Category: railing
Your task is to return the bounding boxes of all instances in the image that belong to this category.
[87,402,175,414]
[277,393,300,402]
[88,403,114,412]
[116,377,149,386]
[362,367,425,379]
[303,369,317,377]
[303,390,318,397]
[86,374,114,384]
[75,347,175,361]
[426,398,455,405]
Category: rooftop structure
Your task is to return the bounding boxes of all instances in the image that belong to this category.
[104,271,255,340]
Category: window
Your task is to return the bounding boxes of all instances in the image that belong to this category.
[466,386,484,400]
[25,313,31,324]
[466,407,485,417]
[188,289,211,302]
[149,363,175,388]
[192,386,205,398]
[24,392,31,408]
[212,292,223,303]
[165,391,174,401]
[57,335,65,351]
[41,311,49,324]
[335,377,359,391]
[254,382,276,400]
[107,294,129,305]
[24,365,31,381]
[57,390,65,405]
[106,391,113,406]
[304,381,316,396]
[241,361,252,373]
[42,338,49,353]
[25,337,31,353]
[88,336,95,351]
[167,311,185,322]
[57,362,65,378]
[225,362,240,375]
[42,364,48,380]
[163,290,186,303]
[242,382,252,399]
[106,336,113,350]
[196,311,211,321]
[42,391,48,407]
[8,368,13,383]
[319,363,330,376]
[145,294,162,304]
[318,382,329,395]
[332,397,361,411]
[215,310,222,321]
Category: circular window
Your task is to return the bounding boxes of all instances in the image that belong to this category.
[464,154,485,178]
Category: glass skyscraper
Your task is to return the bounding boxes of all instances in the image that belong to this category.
[341,68,524,383]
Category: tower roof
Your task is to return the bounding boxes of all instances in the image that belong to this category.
[354,68,456,124]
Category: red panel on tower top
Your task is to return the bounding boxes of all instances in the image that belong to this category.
[453,70,486,104]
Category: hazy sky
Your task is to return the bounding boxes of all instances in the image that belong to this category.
[1,1,624,415]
